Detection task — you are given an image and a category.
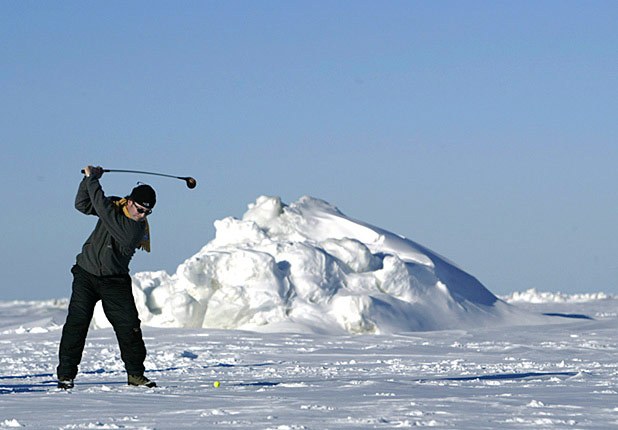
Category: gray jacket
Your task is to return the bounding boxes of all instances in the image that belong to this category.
[75,176,147,276]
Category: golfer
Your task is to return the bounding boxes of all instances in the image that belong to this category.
[57,165,157,389]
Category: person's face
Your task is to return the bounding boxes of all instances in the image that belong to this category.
[127,200,152,221]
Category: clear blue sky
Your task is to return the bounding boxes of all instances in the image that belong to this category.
[2,1,617,300]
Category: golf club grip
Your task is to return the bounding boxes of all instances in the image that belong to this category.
[80,169,111,174]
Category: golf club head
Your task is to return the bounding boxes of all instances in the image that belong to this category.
[181,177,197,189]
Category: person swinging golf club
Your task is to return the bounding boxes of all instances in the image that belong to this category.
[57,165,157,389]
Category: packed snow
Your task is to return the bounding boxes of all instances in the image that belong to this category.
[2,196,617,429]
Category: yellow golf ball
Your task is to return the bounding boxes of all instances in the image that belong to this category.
[213,381,220,388]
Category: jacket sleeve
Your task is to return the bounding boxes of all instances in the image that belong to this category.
[75,177,97,215]
[83,176,144,249]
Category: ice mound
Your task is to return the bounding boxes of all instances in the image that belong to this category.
[93,196,532,333]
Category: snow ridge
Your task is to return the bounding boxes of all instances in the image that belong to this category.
[502,288,612,303]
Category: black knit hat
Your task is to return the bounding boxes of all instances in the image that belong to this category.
[129,184,156,209]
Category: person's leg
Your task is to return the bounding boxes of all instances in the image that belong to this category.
[57,265,99,379]
[100,274,147,376]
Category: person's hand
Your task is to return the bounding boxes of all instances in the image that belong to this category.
[84,165,104,179]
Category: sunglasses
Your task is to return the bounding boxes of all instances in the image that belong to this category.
[133,202,152,215]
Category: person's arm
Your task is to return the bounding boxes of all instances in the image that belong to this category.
[82,166,144,249]
[75,166,101,215]
[75,176,96,215]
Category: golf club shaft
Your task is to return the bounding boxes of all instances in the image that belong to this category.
[103,169,182,180]
[81,168,182,180]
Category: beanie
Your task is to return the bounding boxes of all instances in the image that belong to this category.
[129,184,156,209]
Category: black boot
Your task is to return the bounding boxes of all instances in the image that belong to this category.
[57,377,75,390]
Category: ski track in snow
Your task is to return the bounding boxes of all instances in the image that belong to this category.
[1,300,618,429]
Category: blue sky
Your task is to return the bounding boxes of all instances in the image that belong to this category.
[2,1,617,300]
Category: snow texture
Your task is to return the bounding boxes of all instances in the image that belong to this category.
[1,298,617,429]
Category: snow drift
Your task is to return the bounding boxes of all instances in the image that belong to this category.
[502,288,612,303]
[94,196,535,333]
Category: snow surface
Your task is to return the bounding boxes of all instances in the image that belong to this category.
[93,196,548,333]
[2,196,617,428]
[1,296,617,428]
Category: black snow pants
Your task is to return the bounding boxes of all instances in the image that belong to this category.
[57,264,147,379]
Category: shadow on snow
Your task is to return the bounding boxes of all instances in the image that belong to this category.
[432,371,579,382]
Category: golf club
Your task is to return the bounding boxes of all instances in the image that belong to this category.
[80,168,197,189]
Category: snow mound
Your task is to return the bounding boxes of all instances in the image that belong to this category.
[94,196,536,333]
[502,288,612,304]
